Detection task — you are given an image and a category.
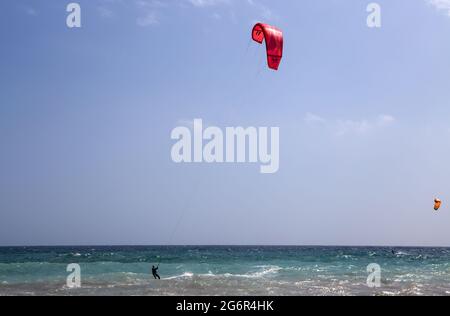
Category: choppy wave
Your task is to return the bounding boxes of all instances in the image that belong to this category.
[163,265,281,280]
[1,246,450,296]
[164,272,195,280]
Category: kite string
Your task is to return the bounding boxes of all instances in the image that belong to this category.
[225,38,266,114]
[234,47,265,109]
[162,171,206,263]
[162,37,263,263]
[157,43,253,264]
[157,193,191,266]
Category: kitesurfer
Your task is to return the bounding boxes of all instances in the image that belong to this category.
[152,265,160,280]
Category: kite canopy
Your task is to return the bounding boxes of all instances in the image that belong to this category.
[252,23,283,70]
[434,199,442,211]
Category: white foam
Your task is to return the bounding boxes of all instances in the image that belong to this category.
[225,266,282,278]
[163,266,282,281]
[164,272,194,280]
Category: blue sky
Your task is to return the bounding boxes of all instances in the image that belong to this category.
[1,0,450,246]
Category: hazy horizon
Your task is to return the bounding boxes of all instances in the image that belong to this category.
[1,243,450,248]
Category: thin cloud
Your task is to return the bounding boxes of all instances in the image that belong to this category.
[336,115,396,136]
[185,0,276,25]
[305,113,396,136]
[247,0,278,22]
[136,0,167,9]
[21,6,38,16]
[336,119,372,136]
[188,0,230,8]
[211,12,222,20]
[95,0,127,20]
[137,11,159,26]
[427,0,450,16]
[98,7,114,18]
[377,115,396,126]
[304,112,326,124]
[136,0,164,26]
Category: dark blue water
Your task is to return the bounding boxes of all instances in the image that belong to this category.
[0,246,449,295]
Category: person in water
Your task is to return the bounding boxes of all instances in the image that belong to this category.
[152,265,160,279]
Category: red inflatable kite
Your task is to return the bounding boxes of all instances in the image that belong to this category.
[252,23,283,71]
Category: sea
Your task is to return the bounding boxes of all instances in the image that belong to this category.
[0,246,449,296]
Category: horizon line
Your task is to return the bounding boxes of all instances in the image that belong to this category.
[1,244,449,248]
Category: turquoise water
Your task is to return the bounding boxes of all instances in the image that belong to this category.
[0,246,449,295]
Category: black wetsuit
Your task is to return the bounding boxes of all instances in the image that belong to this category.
[152,266,160,279]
